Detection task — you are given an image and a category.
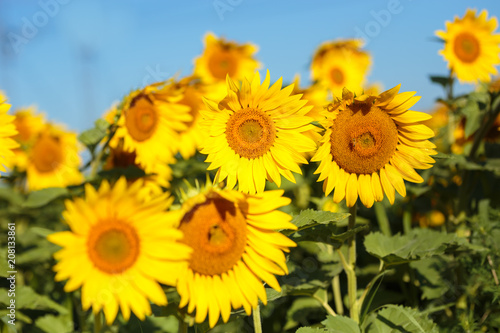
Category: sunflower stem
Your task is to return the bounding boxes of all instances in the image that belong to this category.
[403,209,412,234]
[332,275,344,315]
[346,204,359,322]
[374,202,391,236]
[94,312,102,333]
[252,304,263,333]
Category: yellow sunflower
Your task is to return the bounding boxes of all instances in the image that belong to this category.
[312,86,436,208]
[48,178,192,325]
[6,107,46,171]
[194,32,261,84]
[436,9,500,83]
[104,143,172,200]
[311,39,371,97]
[200,71,317,194]
[0,101,19,173]
[26,124,83,191]
[112,81,192,170]
[176,184,296,327]
[170,76,211,159]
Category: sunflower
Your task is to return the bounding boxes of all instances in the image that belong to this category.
[25,124,82,190]
[312,86,436,208]
[176,183,296,327]
[104,143,172,200]
[0,101,19,173]
[200,71,317,194]
[112,81,192,170]
[6,107,46,171]
[169,76,212,160]
[436,9,500,83]
[311,39,371,97]
[48,178,191,325]
[194,32,260,84]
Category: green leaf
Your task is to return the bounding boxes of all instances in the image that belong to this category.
[78,119,109,148]
[0,187,24,206]
[284,210,350,244]
[285,297,324,331]
[429,75,450,89]
[22,187,68,208]
[35,315,73,333]
[265,287,284,302]
[296,328,334,333]
[364,229,466,265]
[289,209,350,231]
[322,315,360,333]
[362,305,438,333]
[461,99,481,138]
[0,286,68,314]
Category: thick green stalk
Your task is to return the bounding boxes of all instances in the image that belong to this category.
[253,305,262,333]
[332,275,344,315]
[347,204,359,322]
[94,312,102,333]
[374,202,391,236]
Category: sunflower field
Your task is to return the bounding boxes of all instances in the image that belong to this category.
[1,5,500,333]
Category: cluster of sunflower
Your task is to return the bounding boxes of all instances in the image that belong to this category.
[1,7,500,333]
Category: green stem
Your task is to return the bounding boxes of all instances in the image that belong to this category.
[332,275,344,316]
[94,312,102,333]
[374,202,391,236]
[253,305,262,333]
[347,204,359,322]
[178,320,188,333]
[402,209,412,234]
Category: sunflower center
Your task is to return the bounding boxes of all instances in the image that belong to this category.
[226,108,276,159]
[125,97,158,142]
[87,220,140,274]
[330,103,398,174]
[330,68,345,85]
[179,197,247,276]
[208,51,237,80]
[31,135,63,173]
[454,32,480,63]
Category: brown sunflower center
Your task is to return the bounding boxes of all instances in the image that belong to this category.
[31,135,63,173]
[454,32,480,63]
[330,103,398,174]
[179,197,247,276]
[125,97,158,142]
[87,220,140,274]
[208,51,237,80]
[226,108,276,159]
[330,68,345,85]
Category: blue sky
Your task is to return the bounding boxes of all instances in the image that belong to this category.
[1,0,499,132]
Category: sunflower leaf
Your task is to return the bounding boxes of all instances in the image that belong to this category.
[429,75,451,89]
[35,314,73,333]
[460,99,482,138]
[361,305,439,333]
[78,118,109,149]
[322,315,360,333]
[284,209,349,235]
[22,187,69,208]
[364,229,479,265]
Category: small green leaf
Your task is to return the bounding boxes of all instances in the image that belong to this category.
[0,286,68,314]
[461,99,481,138]
[35,315,73,333]
[296,328,333,333]
[22,187,68,208]
[364,229,464,265]
[78,119,109,148]
[322,315,360,333]
[362,305,438,333]
[290,209,350,231]
[429,75,451,89]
